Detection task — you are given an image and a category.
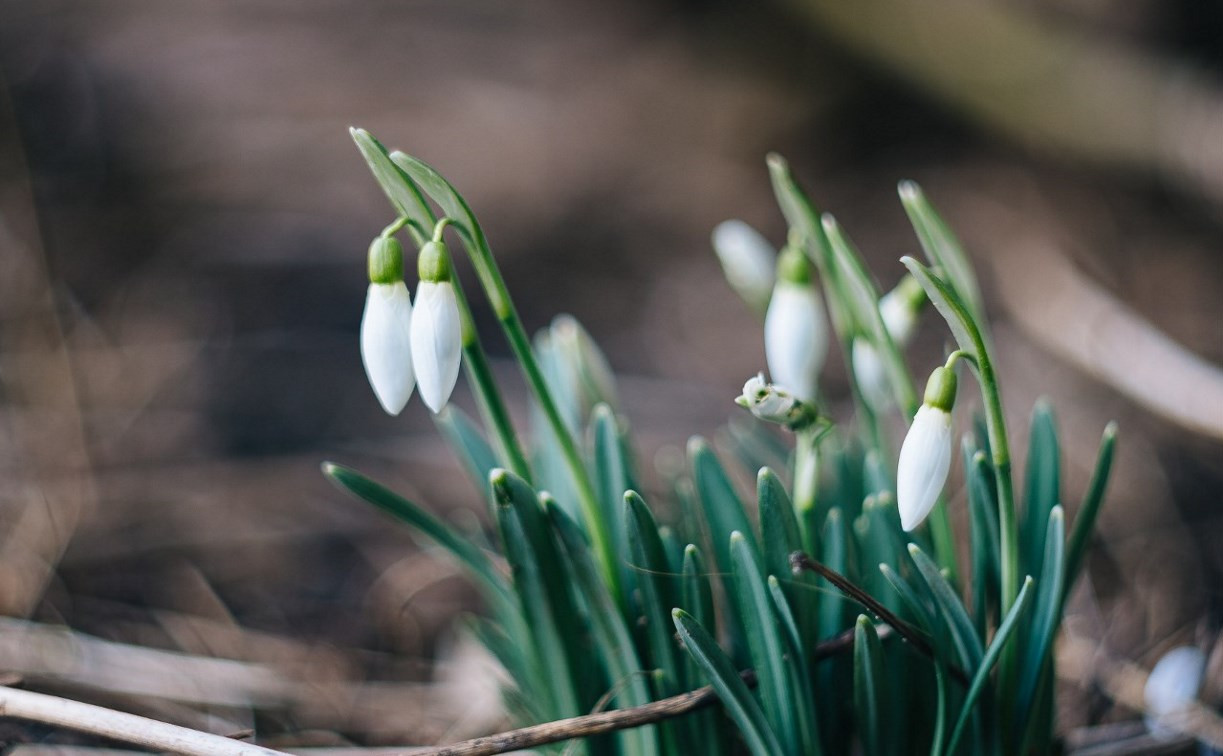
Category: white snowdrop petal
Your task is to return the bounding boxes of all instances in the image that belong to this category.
[852,339,891,412]
[880,290,916,346]
[360,282,415,415]
[411,281,463,413]
[897,405,953,531]
[764,281,828,401]
[1144,646,1206,740]
[713,220,776,308]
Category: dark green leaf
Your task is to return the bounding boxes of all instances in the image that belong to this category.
[853,616,885,756]
[1022,401,1060,577]
[673,609,784,756]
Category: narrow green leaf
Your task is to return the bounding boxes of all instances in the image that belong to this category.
[730,531,800,754]
[897,181,984,323]
[853,615,885,756]
[590,404,631,586]
[1016,506,1066,732]
[434,406,499,495]
[899,257,980,362]
[625,491,683,697]
[548,501,660,756]
[822,214,918,413]
[879,563,937,637]
[757,468,803,584]
[322,463,504,600]
[690,437,758,639]
[496,496,582,721]
[964,443,1000,635]
[1064,423,1117,596]
[945,576,1036,756]
[1022,401,1060,577]
[349,128,434,240]
[768,575,822,756]
[818,508,850,642]
[908,544,983,671]
[673,609,785,756]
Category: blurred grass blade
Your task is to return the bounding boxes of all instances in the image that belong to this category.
[435,407,499,495]
[322,463,505,601]
[767,575,822,756]
[350,128,434,240]
[818,508,850,642]
[964,443,1000,633]
[673,609,785,756]
[897,181,984,324]
[1064,423,1117,596]
[591,404,631,587]
[496,494,582,722]
[625,491,684,698]
[945,576,1036,756]
[757,467,803,586]
[822,214,918,413]
[853,615,886,756]
[548,500,661,756]
[1016,506,1066,733]
[729,531,800,753]
[1022,401,1060,576]
[908,544,983,671]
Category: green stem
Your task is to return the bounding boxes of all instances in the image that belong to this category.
[794,426,820,546]
[450,273,534,483]
[442,220,620,600]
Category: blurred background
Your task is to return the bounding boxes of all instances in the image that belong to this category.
[0,0,1221,751]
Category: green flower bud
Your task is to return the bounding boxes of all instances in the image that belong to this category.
[775,244,812,286]
[923,365,958,412]
[368,236,404,285]
[417,240,453,283]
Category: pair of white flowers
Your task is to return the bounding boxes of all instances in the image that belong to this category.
[360,235,462,416]
[716,218,954,534]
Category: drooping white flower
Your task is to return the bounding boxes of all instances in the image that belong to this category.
[735,372,818,431]
[879,273,925,346]
[361,281,415,415]
[1144,646,1206,740]
[764,246,827,401]
[897,366,958,531]
[411,239,462,413]
[851,338,891,412]
[712,220,776,313]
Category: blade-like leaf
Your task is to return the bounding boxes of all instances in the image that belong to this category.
[853,615,885,756]
[1064,423,1117,596]
[548,501,660,756]
[897,181,984,323]
[673,609,784,756]
[730,531,800,754]
[625,492,683,697]
[909,544,984,671]
[1016,506,1066,731]
[322,463,504,600]
[900,257,980,363]
[349,128,435,240]
[435,407,499,495]
[945,576,1036,756]
[1022,401,1060,577]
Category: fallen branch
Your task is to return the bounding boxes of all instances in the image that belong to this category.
[0,686,287,756]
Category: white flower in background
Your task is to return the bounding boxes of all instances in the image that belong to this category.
[712,219,776,313]
[735,373,818,431]
[411,240,463,413]
[851,338,891,412]
[897,366,957,531]
[879,273,925,346]
[1144,646,1206,740]
[361,236,415,416]
[764,245,827,401]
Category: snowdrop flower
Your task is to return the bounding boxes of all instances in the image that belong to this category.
[712,220,776,313]
[411,239,462,413]
[361,236,415,415]
[897,365,957,531]
[879,274,925,347]
[735,373,818,431]
[851,338,891,412]
[1144,646,1206,740]
[764,245,827,401]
